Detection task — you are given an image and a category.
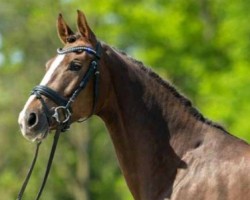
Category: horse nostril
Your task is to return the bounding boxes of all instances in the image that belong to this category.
[27,113,37,127]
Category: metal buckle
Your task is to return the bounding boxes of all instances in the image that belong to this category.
[52,106,71,124]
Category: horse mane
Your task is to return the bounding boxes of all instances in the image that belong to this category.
[115,48,227,133]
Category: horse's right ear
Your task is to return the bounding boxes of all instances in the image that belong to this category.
[57,13,74,44]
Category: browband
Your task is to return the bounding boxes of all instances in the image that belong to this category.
[57,46,100,59]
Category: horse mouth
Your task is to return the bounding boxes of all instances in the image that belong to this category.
[20,115,50,142]
[32,130,50,142]
[22,127,49,142]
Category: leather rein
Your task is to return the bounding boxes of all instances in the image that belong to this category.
[17,42,102,200]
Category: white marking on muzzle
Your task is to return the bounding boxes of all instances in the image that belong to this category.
[18,55,65,135]
[18,95,36,135]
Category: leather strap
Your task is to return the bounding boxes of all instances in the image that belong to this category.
[32,85,68,107]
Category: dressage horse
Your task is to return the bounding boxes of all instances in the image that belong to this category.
[18,10,250,200]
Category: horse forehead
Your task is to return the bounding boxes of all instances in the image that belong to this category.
[40,54,65,86]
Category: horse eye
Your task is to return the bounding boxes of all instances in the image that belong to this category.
[69,62,82,71]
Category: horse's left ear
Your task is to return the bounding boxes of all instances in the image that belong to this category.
[77,10,96,43]
[57,13,75,44]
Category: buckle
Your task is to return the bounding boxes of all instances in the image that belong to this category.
[52,106,71,124]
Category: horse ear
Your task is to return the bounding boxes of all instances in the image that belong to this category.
[77,10,96,43]
[57,13,74,44]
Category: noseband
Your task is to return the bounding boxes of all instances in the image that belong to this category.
[17,42,102,200]
[32,42,102,131]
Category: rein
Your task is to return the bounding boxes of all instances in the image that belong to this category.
[17,42,102,200]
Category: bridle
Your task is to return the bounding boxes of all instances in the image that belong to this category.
[33,42,102,131]
[17,42,102,200]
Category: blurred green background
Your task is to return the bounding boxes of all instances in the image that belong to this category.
[0,0,250,199]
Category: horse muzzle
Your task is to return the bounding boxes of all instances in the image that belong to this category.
[18,109,50,142]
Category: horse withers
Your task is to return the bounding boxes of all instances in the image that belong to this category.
[18,10,250,200]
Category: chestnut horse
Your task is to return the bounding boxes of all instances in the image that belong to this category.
[18,10,250,200]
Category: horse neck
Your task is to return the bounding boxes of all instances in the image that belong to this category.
[97,44,209,199]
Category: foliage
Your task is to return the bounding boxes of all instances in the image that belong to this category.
[0,0,249,199]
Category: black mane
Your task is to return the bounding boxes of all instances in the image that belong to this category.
[116,48,227,133]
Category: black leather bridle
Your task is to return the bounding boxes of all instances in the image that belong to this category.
[32,42,102,132]
[17,42,102,200]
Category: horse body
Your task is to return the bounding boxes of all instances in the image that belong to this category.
[18,11,250,200]
[96,44,250,200]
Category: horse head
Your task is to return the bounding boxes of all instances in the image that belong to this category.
[18,10,103,142]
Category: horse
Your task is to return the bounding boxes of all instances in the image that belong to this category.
[18,10,250,200]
